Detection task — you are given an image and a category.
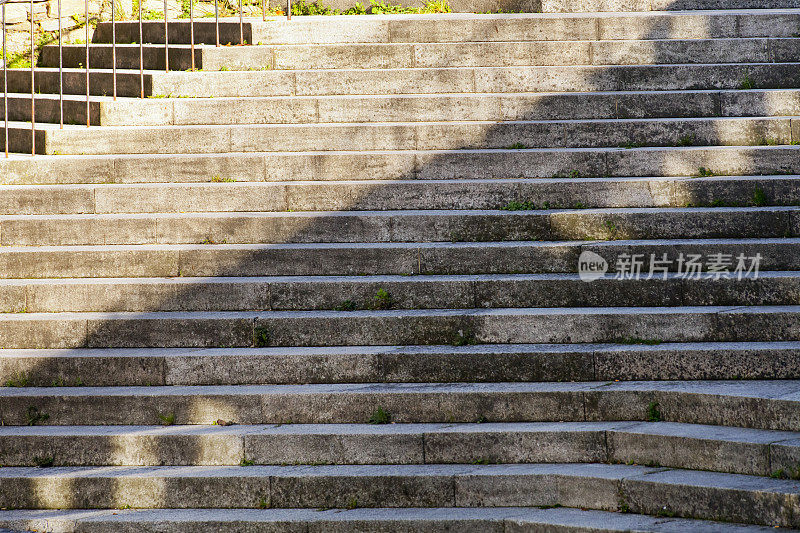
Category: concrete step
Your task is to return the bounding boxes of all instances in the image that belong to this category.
[0,463,798,526]
[4,176,800,215]
[90,12,800,45]
[1,379,799,428]
[3,147,798,185]
[2,341,799,386]
[2,272,799,313]
[0,507,793,533]
[6,90,800,127]
[0,305,798,348]
[2,341,799,387]
[0,207,797,246]
[5,63,800,98]
[37,38,800,71]
[7,116,800,155]
[0,422,797,476]
[0,238,795,279]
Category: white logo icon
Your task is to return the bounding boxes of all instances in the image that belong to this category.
[578,251,608,282]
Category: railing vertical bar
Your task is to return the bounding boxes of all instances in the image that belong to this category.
[84,0,89,127]
[139,0,143,98]
[287,0,290,19]
[163,0,168,71]
[189,0,194,70]
[112,0,116,99]
[30,0,35,155]
[262,0,265,21]
[2,3,7,158]
[238,0,242,45]
[58,0,63,127]
[214,0,219,47]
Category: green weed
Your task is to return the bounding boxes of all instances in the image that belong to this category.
[502,200,537,211]
[369,406,391,424]
[33,455,55,467]
[372,288,393,310]
[752,186,767,207]
[26,406,49,426]
[253,326,270,347]
[4,372,29,387]
[646,401,662,422]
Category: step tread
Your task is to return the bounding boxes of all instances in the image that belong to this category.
[17,115,800,131]
[7,87,800,100]
[0,270,792,285]
[0,237,796,251]
[42,37,800,47]
[2,304,800,319]
[2,340,799,357]
[0,462,797,495]
[1,174,797,187]
[13,61,800,74]
[1,420,797,445]
[5,144,799,158]
[2,205,798,219]
[2,379,798,398]
[0,506,789,532]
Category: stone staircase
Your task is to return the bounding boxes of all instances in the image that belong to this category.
[0,7,800,532]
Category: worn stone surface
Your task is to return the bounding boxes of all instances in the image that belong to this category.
[2,9,800,532]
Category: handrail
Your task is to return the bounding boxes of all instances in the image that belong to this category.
[29,0,34,154]
[1,0,290,157]
[2,2,7,157]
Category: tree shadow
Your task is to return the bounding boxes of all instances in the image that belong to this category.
[0,6,799,516]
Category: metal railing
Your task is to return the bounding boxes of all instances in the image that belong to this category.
[1,0,292,157]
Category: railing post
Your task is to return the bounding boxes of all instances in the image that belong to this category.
[139,0,143,98]
[30,0,35,155]
[84,0,89,127]
[189,0,195,70]
[2,3,7,158]
[163,0,168,71]
[287,0,290,19]
[239,0,243,45]
[262,0,265,21]
[214,0,219,46]
[58,0,63,126]
[112,0,116,99]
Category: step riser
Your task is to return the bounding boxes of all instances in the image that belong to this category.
[2,385,799,430]
[10,90,800,127]
[153,64,800,98]
[1,308,799,349]
[1,98,101,126]
[3,147,797,184]
[1,240,797,279]
[3,346,799,386]
[1,209,796,246]
[92,21,253,47]
[0,465,798,527]
[91,15,800,45]
[37,39,800,71]
[3,276,799,312]
[3,178,798,216]
[3,70,153,99]
[6,64,800,99]
[0,427,792,478]
[15,118,799,156]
